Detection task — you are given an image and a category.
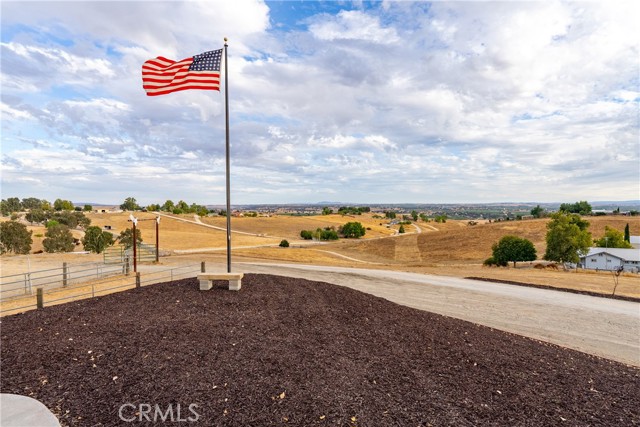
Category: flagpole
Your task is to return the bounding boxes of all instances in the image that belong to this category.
[224,38,232,273]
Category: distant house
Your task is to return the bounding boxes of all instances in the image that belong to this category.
[580,247,640,273]
[631,236,640,249]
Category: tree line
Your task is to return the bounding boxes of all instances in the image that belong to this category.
[485,212,633,267]
[299,222,367,241]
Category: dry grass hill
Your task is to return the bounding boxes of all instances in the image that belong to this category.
[2,212,639,298]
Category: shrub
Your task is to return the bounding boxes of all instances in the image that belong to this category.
[300,230,313,240]
[279,239,289,248]
[483,256,506,267]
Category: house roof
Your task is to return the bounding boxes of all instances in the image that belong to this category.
[582,247,640,262]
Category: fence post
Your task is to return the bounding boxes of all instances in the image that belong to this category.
[24,274,28,294]
[63,262,69,287]
[136,272,141,288]
[201,262,206,273]
[124,257,130,275]
[36,288,44,309]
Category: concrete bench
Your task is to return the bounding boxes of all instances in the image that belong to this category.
[198,273,244,291]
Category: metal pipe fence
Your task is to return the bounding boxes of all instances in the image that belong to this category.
[0,261,129,300]
[0,262,203,316]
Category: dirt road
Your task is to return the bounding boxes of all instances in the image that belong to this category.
[237,262,640,367]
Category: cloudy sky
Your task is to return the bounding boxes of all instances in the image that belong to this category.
[2,1,638,206]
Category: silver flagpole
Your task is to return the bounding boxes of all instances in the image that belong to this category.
[224,38,232,273]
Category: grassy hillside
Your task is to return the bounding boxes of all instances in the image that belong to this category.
[337,216,640,265]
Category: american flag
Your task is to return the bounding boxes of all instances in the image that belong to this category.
[142,49,223,96]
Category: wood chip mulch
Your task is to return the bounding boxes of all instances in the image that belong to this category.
[1,274,639,426]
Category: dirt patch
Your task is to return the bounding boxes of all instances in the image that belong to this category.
[1,274,639,426]
[467,276,640,303]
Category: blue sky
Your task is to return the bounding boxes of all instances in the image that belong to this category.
[1,0,638,206]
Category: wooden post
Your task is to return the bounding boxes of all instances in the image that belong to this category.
[124,256,130,275]
[201,261,206,273]
[36,288,44,309]
[132,221,137,273]
[155,217,160,263]
[136,272,141,288]
[62,262,69,287]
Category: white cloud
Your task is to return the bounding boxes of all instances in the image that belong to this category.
[308,10,400,44]
[1,1,638,204]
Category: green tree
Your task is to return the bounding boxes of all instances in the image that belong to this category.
[385,211,396,219]
[492,235,537,268]
[43,224,75,253]
[435,214,447,223]
[543,212,592,265]
[53,198,74,211]
[82,226,115,253]
[300,230,313,240]
[161,200,175,212]
[0,221,33,254]
[559,201,592,215]
[83,204,93,211]
[594,226,632,249]
[322,207,333,215]
[21,197,43,210]
[624,223,630,243]
[279,239,289,248]
[117,228,143,249]
[531,205,546,218]
[399,224,406,234]
[176,200,189,212]
[50,211,90,229]
[1,197,22,215]
[341,222,366,238]
[120,197,139,211]
[410,210,419,222]
[25,209,47,224]
[319,228,339,240]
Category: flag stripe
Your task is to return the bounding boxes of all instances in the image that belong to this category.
[141,49,222,96]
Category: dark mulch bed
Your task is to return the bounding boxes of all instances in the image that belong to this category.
[1,274,639,426]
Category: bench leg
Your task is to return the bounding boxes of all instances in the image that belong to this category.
[199,279,213,291]
[228,279,242,291]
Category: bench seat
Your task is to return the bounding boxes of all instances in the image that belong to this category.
[198,273,244,291]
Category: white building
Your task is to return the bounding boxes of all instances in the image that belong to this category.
[580,247,640,273]
[630,236,640,249]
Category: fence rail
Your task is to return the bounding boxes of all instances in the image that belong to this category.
[104,244,157,264]
[0,262,204,316]
[1,261,129,299]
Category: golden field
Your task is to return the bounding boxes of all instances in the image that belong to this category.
[2,212,639,299]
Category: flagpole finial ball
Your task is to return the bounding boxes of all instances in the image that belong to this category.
[224,37,228,42]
